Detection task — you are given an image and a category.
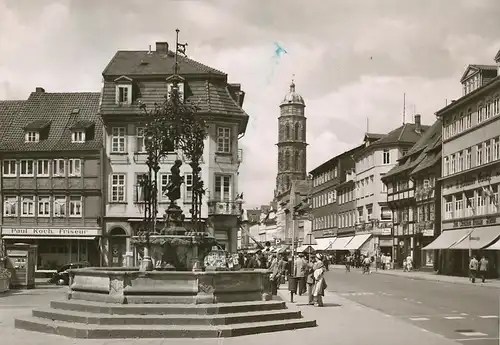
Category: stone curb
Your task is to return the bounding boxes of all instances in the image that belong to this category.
[329,266,500,289]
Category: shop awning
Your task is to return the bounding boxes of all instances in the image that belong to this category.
[329,236,353,250]
[1,236,97,240]
[422,229,471,250]
[484,237,500,250]
[449,227,500,250]
[314,237,336,251]
[344,234,371,250]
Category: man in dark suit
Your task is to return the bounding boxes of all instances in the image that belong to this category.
[294,253,307,295]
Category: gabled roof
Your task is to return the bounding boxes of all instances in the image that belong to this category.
[382,120,440,181]
[0,91,102,152]
[309,143,364,175]
[364,133,385,141]
[70,120,94,130]
[460,64,497,82]
[356,123,429,158]
[103,50,226,77]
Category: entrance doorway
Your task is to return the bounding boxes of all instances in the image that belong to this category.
[109,228,127,267]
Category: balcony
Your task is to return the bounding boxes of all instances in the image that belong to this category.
[207,200,243,216]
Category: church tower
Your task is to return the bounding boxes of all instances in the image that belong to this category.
[276,80,307,197]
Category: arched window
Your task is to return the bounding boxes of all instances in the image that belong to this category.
[284,175,290,190]
[284,151,290,170]
[294,123,300,140]
[285,123,291,139]
[295,151,300,171]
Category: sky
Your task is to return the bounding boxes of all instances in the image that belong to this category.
[1,0,500,208]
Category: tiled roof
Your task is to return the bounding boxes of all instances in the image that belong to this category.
[374,123,430,146]
[24,120,51,131]
[0,100,25,133]
[364,133,385,140]
[460,64,497,82]
[103,51,226,77]
[0,91,102,152]
[411,151,441,176]
[382,120,441,180]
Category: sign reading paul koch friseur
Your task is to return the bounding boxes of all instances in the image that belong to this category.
[1,227,101,237]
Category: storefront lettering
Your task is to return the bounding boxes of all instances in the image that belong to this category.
[486,217,498,225]
[446,170,500,190]
[1,227,101,236]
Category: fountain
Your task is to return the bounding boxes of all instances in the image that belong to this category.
[14,29,316,339]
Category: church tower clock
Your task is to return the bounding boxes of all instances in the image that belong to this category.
[276,80,307,197]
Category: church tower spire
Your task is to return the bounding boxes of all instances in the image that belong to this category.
[275,79,307,197]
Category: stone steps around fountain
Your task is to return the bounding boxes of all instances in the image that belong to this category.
[15,316,317,338]
[50,299,287,315]
[31,307,302,326]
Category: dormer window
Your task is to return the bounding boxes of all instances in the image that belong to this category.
[72,131,85,143]
[23,120,51,143]
[25,131,39,143]
[114,75,133,105]
[70,120,94,143]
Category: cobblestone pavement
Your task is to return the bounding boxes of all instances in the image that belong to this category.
[0,284,463,345]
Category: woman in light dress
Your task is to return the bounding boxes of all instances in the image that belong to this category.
[312,253,327,307]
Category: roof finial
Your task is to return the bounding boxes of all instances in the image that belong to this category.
[290,74,296,92]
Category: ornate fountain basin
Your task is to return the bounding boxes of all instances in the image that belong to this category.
[67,267,271,304]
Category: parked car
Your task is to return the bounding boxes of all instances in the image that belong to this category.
[48,262,89,285]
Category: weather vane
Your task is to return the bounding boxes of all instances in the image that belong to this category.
[174,29,188,76]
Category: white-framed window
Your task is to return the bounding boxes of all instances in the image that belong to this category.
[68,159,81,177]
[185,174,193,201]
[20,160,34,177]
[25,131,39,143]
[457,152,464,172]
[38,196,50,217]
[214,175,231,201]
[21,196,35,217]
[450,154,456,175]
[136,127,146,152]
[69,196,82,217]
[454,197,463,218]
[485,142,491,164]
[110,174,126,202]
[217,127,231,153]
[71,131,85,143]
[493,137,500,161]
[444,198,453,220]
[37,160,50,177]
[465,148,472,169]
[476,194,486,215]
[116,85,132,104]
[167,82,185,102]
[382,149,390,164]
[52,159,65,177]
[160,174,172,202]
[135,174,147,203]
[3,160,16,177]
[476,144,483,166]
[53,196,66,217]
[111,127,126,153]
[3,196,18,217]
[494,97,499,115]
[444,156,450,176]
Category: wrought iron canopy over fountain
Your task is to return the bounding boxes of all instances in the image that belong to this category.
[131,29,217,272]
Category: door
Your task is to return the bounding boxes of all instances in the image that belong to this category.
[109,228,127,267]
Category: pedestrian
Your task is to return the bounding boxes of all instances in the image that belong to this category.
[294,253,307,295]
[469,255,479,283]
[479,255,489,283]
[312,256,327,307]
[345,254,351,273]
[362,255,371,274]
[306,255,317,305]
[268,254,281,295]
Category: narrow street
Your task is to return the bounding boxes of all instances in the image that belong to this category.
[324,268,500,344]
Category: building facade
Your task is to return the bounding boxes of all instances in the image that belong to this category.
[427,53,500,277]
[353,120,429,256]
[100,41,248,266]
[0,89,104,271]
[383,118,442,268]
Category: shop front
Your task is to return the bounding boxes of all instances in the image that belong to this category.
[0,227,102,272]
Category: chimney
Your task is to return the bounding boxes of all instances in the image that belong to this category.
[414,114,421,134]
[155,42,169,54]
[35,87,45,93]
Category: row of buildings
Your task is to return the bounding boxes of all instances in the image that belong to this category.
[0,41,248,273]
[308,50,500,277]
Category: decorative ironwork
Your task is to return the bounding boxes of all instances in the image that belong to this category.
[137,29,208,269]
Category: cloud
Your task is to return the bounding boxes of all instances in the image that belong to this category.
[0,0,499,208]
